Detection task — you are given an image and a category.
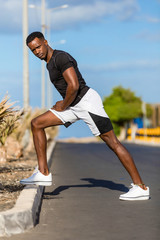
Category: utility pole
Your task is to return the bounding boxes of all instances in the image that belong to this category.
[29,1,68,108]
[23,0,29,110]
[46,9,53,108]
[41,0,45,108]
[46,4,68,108]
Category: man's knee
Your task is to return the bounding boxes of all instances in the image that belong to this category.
[31,117,41,130]
[100,131,120,151]
[106,137,120,152]
[110,139,121,151]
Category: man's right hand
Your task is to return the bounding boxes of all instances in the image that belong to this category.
[52,100,66,112]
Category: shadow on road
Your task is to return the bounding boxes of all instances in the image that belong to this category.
[43,178,128,199]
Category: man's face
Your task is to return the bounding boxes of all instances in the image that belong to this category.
[28,37,48,60]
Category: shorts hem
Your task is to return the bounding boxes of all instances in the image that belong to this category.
[49,108,65,124]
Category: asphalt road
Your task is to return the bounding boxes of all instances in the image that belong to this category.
[7,142,160,240]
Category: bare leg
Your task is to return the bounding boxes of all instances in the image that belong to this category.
[100,130,146,189]
[31,111,63,175]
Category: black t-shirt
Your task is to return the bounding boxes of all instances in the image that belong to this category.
[46,50,89,106]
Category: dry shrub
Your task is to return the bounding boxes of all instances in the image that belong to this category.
[0,94,23,146]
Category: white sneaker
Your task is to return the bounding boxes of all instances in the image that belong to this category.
[20,170,52,186]
[33,166,38,174]
[119,183,150,201]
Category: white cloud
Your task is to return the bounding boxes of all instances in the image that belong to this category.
[81,59,160,72]
[135,30,160,42]
[0,0,22,33]
[0,0,139,33]
[135,15,160,23]
[146,16,160,23]
[0,0,159,33]
[50,0,139,30]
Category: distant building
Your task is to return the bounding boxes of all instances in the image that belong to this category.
[152,104,160,127]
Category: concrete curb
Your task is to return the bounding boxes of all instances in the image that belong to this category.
[0,140,56,237]
[124,140,160,147]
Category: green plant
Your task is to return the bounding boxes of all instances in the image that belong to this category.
[103,86,142,124]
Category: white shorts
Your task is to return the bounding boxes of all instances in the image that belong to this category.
[49,88,113,136]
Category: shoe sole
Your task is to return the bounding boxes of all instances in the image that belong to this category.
[119,195,150,201]
[20,181,52,186]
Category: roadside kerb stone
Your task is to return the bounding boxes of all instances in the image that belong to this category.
[124,139,160,147]
[0,140,56,237]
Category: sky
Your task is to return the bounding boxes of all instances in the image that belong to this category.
[0,0,160,138]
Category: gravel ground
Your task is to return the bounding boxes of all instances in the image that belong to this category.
[0,150,37,212]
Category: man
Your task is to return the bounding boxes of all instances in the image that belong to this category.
[20,31,150,201]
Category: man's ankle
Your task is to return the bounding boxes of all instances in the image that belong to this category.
[39,168,49,176]
[135,183,147,190]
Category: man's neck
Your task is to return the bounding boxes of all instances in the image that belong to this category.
[46,47,54,63]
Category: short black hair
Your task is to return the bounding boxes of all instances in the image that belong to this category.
[26,31,44,45]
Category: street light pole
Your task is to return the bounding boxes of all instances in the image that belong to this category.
[23,0,29,110]
[46,9,52,108]
[46,4,68,108]
[41,0,46,109]
[28,2,68,109]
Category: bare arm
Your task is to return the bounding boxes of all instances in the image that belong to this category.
[52,67,79,111]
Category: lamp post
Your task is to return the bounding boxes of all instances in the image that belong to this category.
[23,0,29,110]
[29,0,46,108]
[41,0,46,109]
[47,4,68,42]
[29,2,68,108]
[46,4,68,108]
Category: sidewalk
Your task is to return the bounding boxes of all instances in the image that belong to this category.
[0,140,56,237]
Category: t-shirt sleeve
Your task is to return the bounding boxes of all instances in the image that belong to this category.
[55,53,74,73]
